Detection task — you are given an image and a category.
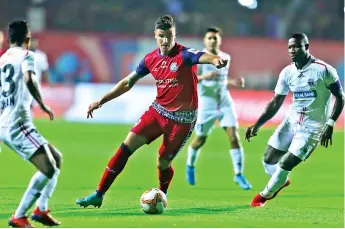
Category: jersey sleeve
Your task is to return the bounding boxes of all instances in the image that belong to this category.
[324,66,339,86]
[21,52,35,73]
[274,67,289,95]
[135,57,150,77]
[181,48,205,66]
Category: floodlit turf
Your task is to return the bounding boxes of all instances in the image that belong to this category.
[0,119,343,227]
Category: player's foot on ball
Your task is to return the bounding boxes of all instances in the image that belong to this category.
[267,179,291,200]
[9,215,35,228]
[234,174,252,190]
[76,191,103,208]
[250,193,267,207]
[31,207,61,226]
[186,165,196,185]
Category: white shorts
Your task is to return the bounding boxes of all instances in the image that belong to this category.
[0,121,48,160]
[268,120,319,161]
[195,94,238,137]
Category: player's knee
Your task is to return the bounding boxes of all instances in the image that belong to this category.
[124,132,147,152]
[263,146,283,164]
[192,136,207,149]
[42,156,58,179]
[56,153,62,169]
[229,134,240,147]
[278,153,300,171]
[278,160,292,171]
[157,157,171,170]
[53,150,62,169]
[263,153,273,164]
[226,128,240,147]
[43,164,57,179]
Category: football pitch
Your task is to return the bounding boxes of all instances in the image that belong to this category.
[0,119,343,228]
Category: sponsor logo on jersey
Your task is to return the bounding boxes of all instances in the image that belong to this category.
[156,78,179,88]
[293,90,317,100]
[170,62,178,72]
[161,61,168,69]
[298,73,305,78]
[308,79,315,86]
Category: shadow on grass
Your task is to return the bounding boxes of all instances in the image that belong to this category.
[57,204,250,218]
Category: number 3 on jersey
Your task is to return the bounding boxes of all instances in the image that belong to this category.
[0,64,16,97]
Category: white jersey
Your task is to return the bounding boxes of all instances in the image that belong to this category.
[0,47,35,127]
[33,49,48,84]
[275,56,339,130]
[195,49,238,135]
[198,49,231,99]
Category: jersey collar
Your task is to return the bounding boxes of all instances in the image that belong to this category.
[158,43,177,57]
[294,55,316,72]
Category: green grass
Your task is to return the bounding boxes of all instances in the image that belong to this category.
[0,120,343,228]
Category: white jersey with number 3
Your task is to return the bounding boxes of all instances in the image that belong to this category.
[275,56,339,131]
[0,47,35,127]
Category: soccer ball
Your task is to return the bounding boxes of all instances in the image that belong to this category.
[140,188,167,214]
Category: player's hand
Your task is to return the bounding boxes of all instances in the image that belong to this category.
[87,101,102,118]
[245,125,259,142]
[40,104,54,120]
[213,58,228,69]
[320,124,333,148]
[232,77,245,88]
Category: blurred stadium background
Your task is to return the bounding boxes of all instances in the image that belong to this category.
[0,0,344,126]
[0,0,344,227]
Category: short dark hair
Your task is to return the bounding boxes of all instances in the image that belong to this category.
[155,15,175,30]
[8,20,29,45]
[291,33,309,44]
[205,27,223,35]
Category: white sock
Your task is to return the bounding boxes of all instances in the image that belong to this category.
[14,171,49,218]
[261,166,290,198]
[36,169,60,211]
[186,145,200,167]
[229,148,244,175]
[262,160,277,177]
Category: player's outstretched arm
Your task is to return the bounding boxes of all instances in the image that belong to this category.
[24,71,54,120]
[320,80,345,147]
[228,78,245,88]
[198,53,228,69]
[197,71,219,82]
[245,94,286,142]
[87,71,142,118]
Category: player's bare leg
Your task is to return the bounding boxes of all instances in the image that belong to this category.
[251,152,300,207]
[31,144,62,226]
[76,132,148,208]
[157,157,174,195]
[186,135,207,185]
[224,127,251,190]
[9,145,60,228]
[262,145,286,176]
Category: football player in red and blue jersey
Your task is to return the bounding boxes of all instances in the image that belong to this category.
[76,15,228,208]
